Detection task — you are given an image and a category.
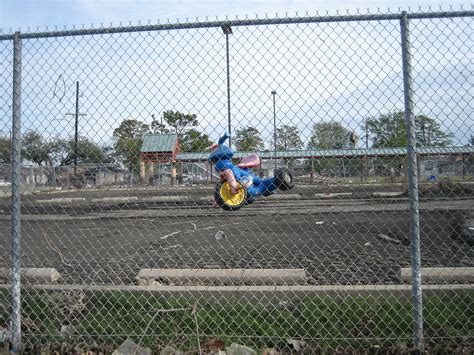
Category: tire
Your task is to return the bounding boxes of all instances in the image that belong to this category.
[214,181,248,211]
[245,195,255,205]
[274,167,295,191]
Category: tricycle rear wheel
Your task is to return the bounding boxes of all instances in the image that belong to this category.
[274,167,295,191]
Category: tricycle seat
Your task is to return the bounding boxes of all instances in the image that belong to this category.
[237,153,260,169]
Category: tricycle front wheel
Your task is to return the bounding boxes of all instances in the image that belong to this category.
[214,181,248,211]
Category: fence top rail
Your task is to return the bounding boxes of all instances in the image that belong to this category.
[0,10,472,41]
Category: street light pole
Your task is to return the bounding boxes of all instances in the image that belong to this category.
[365,118,369,149]
[271,90,277,169]
[74,81,79,173]
[222,24,233,148]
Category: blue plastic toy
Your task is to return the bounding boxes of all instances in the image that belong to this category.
[208,133,294,210]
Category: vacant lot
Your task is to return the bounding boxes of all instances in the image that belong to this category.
[0,184,472,285]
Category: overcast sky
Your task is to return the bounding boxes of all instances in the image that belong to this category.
[0,0,471,149]
[0,0,469,33]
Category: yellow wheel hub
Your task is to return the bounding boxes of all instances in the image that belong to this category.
[220,182,245,207]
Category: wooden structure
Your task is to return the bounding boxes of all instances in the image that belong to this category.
[139,133,180,185]
[140,133,179,163]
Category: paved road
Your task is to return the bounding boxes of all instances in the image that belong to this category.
[0,185,472,286]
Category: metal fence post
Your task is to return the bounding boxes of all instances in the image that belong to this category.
[10,31,23,353]
[400,12,423,350]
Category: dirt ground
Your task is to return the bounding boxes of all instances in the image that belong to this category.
[0,184,472,285]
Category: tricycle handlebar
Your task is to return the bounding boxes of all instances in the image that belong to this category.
[218,132,230,145]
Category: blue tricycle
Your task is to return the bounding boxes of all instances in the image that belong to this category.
[208,133,295,211]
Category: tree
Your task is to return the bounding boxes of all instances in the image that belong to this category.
[61,137,107,165]
[180,129,213,152]
[234,127,264,151]
[366,111,452,148]
[22,131,49,165]
[0,136,10,164]
[276,125,303,150]
[415,115,452,147]
[306,122,353,176]
[22,131,65,166]
[307,122,352,149]
[113,119,150,171]
[21,131,67,184]
[365,111,452,175]
[102,145,118,164]
[163,111,198,138]
[150,114,170,134]
[366,111,406,148]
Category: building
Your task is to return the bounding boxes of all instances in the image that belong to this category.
[140,133,180,185]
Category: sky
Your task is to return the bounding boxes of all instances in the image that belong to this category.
[0,0,472,150]
[0,0,469,33]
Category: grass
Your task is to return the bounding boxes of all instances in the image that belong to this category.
[1,289,473,352]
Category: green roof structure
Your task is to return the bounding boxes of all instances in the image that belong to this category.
[141,133,178,153]
[140,133,180,163]
[176,146,474,162]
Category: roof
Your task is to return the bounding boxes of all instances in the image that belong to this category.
[141,133,178,153]
[176,146,474,162]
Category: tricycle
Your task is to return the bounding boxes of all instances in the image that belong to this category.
[208,133,295,211]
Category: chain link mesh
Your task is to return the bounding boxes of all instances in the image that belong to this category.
[0,8,473,353]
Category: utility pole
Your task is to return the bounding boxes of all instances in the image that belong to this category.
[66,81,87,175]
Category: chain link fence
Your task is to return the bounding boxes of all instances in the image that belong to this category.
[1,7,473,353]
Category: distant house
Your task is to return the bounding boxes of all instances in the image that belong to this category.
[420,155,471,178]
[83,165,127,186]
[140,133,180,163]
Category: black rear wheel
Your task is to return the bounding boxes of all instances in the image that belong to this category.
[245,195,255,205]
[274,167,295,191]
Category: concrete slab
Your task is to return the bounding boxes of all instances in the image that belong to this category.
[0,268,60,284]
[136,268,307,285]
[199,196,214,201]
[314,192,352,198]
[267,194,301,199]
[92,196,139,203]
[401,267,474,283]
[373,192,404,197]
[36,197,85,203]
[145,196,188,202]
